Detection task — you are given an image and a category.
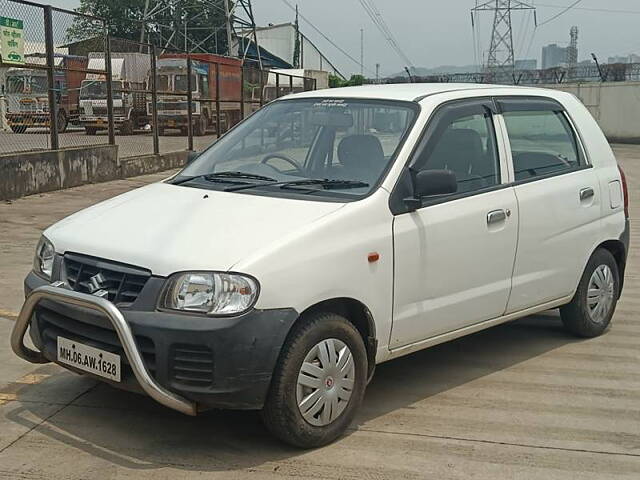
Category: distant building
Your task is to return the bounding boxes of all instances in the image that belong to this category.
[542,44,568,69]
[608,55,629,64]
[235,23,344,78]
[607,54,640,64]
[515,59,537,70]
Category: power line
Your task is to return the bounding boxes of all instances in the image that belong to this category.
[536,3,640,15]
[279,0,375,75]
[357,0,414,68]
[537,0,584,27]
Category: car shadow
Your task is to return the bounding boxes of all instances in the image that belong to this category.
[6,310,583,472]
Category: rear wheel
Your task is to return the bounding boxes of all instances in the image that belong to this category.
[560,248,619,337]
[193,114,207,136]
[10,125,27,133]
[262,311,368,448]
[84,127,98,135]
[57,110,68,133]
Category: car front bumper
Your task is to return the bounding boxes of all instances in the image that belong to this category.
[19,272,298,413]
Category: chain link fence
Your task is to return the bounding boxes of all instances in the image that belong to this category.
[1,0,318,160]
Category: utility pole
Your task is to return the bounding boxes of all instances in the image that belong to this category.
[472,0,536,75]
[376,63,380,83]
[360,28,364,76]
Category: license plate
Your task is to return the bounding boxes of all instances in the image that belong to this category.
[57,336,121,382]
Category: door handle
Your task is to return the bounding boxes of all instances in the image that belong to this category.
[487,209,507,225]
[580,187,595,201]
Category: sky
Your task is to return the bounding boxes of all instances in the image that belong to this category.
[39,0,640,76]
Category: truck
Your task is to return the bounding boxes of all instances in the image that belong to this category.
[246,68,326,104]
[4,54,88,133]
[149,53,244,136]
[79,53,150,135]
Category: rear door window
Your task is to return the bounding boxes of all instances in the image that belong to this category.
[500,99,583,181]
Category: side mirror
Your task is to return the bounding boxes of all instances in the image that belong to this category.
[186,151,200,164]
[404,169,457,210]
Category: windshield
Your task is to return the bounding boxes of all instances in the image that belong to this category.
[156,74,170,91]
[7,74,47,94]
[80,80,123,99]
[175,98,418,200]
[174,74,197,92]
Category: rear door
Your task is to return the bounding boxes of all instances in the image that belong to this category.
[497,97,602,313]
[390,99,519,348]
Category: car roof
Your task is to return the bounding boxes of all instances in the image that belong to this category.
[285,83,548,102]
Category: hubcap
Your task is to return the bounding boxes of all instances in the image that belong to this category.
[587,264,615,323]
[296,338,355,427]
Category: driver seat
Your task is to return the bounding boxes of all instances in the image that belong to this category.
[336,135,385,185]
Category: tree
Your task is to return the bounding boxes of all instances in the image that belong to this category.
[67,0,148,43]
[329,74,366,88]
[67,0,230,54]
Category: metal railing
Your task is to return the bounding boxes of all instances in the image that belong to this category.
[1,0,318,159]
[381,63,640,86]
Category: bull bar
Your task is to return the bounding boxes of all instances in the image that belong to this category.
[10,284,198,416]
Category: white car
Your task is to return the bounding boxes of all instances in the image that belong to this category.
[13,84,630,448]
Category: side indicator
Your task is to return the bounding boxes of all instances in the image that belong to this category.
[368,252,380,263]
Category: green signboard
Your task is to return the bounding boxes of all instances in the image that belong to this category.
[0,16,25,65]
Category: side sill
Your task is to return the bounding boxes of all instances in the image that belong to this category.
[383,294,574,363]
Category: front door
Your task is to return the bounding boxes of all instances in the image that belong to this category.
[390,99,518,349]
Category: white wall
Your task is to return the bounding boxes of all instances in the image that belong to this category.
[542,81,640,142]
[254,24,340,77]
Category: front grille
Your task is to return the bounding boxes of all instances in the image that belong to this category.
[36,304,156,377]
[170,344,214,387]
[64,253,151,305]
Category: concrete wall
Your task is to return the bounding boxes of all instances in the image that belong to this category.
[541,81,640,143]
[0,145,188,201]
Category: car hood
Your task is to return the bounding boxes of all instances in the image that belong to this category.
[46,182,345,276]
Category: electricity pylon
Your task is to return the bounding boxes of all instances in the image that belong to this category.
[472,0,536,73]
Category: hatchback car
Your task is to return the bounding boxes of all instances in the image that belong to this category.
[12,84,629,448]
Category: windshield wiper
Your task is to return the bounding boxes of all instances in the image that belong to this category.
[225,178,369,192]
[171,171,276,186]
[207,171,276,181]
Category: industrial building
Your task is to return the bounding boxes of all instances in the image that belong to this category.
[236,23,344,78]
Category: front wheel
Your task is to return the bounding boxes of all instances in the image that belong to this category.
[560,248,619,337]
[261,312,368,448]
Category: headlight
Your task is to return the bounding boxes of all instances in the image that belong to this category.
[33,236,55,280]
[162,272,259,316]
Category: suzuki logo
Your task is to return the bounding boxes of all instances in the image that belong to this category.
[87,273,108,298]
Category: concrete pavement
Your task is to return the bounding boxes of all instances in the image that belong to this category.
[0,146,639,479]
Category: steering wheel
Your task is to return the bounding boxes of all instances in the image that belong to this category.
[260,153,305,175]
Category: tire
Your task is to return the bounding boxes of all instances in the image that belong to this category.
[119,120,133,135]
[560,248,619,338]
[261,311,368,448]
[10,125,27,133]
[84,127,98,135]
[57,110,68,133]
[193,115,207,136]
